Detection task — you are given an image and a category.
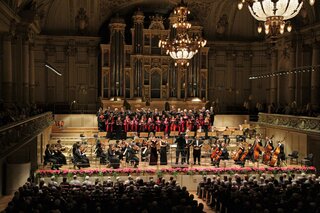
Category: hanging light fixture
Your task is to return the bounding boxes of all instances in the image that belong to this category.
[238,0,315,36]
[159,0,206,67]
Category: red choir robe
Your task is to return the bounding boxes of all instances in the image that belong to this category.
[155,119,162,132]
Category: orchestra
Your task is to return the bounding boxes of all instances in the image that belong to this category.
[44,107,289,170]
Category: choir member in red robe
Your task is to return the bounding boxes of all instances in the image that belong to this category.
[179,117,186,133]
[155,116,162,132]
[163,117,170,134]
[123,115,131,132]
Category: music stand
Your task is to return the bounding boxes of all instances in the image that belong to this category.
[98,132,107,138]
[233,130,244,136]
[208,132,217,137]
[155,132,164,138]
[127,132,137,138]
[223,130,232,136]
[187,131,195,137]
[170,131,179,137]
[140,132,149,138]
[197,132,205,138]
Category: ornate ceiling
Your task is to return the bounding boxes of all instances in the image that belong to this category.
[3,0,319,41]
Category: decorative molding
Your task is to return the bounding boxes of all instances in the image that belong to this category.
[258,113,320,134]
[75,8,89,34]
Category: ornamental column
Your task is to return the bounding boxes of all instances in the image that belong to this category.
[29,44,35,104]
[2,34,13,103]
[270,48,277,105]
[132,10,144,97]
[22,38,30,104]
[109,17,126,98]
[311,43,319,109]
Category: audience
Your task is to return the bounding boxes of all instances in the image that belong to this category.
[5,176,205,213]
[198,172,320,213]
[0,102,44,127]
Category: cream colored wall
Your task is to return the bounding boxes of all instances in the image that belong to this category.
[54,114,98,128]
[214,114,249,128]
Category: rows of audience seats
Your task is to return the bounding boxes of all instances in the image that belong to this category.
[5,176,205,213]
[197,172,320,213]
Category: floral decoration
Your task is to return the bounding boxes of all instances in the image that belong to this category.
[35,166,316,178]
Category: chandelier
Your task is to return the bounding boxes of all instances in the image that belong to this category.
[159,0,206,66]
[238,0,315,36]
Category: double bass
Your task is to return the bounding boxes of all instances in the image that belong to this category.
[262,136,274,164]
[253,137,262,162]
[269,143,281,167]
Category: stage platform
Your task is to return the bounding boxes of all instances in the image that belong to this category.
[36,160,316,191]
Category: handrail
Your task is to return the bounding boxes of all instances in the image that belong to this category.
[0,112,53,133]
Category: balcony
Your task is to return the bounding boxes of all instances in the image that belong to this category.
[0,112,54,159]
[258,113,320,133]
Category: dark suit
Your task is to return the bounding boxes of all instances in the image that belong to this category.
[193,139,203,165]
[175,135,186,164]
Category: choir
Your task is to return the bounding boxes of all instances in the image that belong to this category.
[97,107,215,136]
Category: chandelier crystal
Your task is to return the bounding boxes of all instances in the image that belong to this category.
[238,0,315,36]
[159,0,206,66]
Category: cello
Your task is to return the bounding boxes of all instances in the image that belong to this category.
[232,146,244,161]
[211,146,219,159]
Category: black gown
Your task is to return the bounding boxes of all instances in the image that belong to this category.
[149,141,158,165]
[160,144,167,165]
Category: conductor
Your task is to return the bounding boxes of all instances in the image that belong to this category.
[175,133,187,164]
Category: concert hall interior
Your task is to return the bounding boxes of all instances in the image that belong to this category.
[1,0,320,212]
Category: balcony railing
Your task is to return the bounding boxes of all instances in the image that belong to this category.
[0,112,54,159]
[258,113,320,133]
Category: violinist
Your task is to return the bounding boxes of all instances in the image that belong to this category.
[108,144,120,169]
[55,140,67,165]
[126,143,139,168]
[95,141,107,164]
[141,139,149,162]
[149,134,158,165]
[73,143,90,169]
[159,138,168,165]
[193,137,203,165]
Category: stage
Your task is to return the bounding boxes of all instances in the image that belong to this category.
[36,160,316,191]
